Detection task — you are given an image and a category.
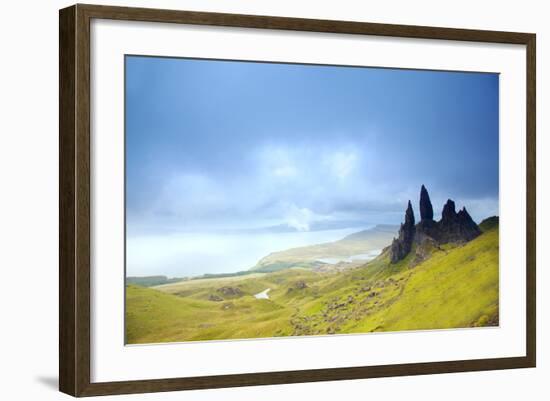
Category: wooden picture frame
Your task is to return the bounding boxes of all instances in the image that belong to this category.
[59,3,536,397]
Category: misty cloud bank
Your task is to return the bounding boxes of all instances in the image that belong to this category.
[125,56,499,236]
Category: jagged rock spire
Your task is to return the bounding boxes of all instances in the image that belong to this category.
[405,200,415,227]
[439,204,481,243]
[419,185,434,221]
[441,199,456,222]
[390,200,416,263]
[457,207,476,226]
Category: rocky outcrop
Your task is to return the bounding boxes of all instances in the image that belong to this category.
[208,294,223,302]
[441,199,457,222]
[216,286,243,297]
[419,184,434,221]
[287,280,309,294]
[415,184,438,243]
[389,186,482,264]
[411,236,439,266]
[390,201,416,263]
[437,200,481,243]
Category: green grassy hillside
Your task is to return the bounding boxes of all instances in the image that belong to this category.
[126,223,498,344]
[126,275,185,287]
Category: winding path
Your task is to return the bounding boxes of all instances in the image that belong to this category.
[254,288,271,299]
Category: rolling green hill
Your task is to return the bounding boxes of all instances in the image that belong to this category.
[126,221,498,344]
[126,275,185,287]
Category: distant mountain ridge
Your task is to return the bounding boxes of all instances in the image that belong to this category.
[342,224,399,241]
[126,275,185,287]
[251,224,399,272]
[220,220,374,235]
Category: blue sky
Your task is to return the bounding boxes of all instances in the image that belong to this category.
[125,56,499,235]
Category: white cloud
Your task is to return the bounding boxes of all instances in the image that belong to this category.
[324,150,358,180]
[134,140,496,234]
[257,145,298,180]
[283,203,315,231]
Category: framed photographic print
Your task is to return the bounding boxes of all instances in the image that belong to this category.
[59,4,536,397]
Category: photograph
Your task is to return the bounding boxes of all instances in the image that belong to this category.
[124,55,500,345]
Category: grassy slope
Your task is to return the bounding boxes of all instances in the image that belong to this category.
[126,275,184,287]
[346,227,499,333]
[126,224,498,344]
[126,269,323,343]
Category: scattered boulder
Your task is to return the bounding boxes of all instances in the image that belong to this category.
[216,286,243,297]
[208,294,223,302]
[221,302,234,310]
[288,280,308,293]
[294,280,308,290]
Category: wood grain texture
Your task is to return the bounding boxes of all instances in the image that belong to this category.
[78,3,533,43]
[525,34,536,367]
[77,356,533,396]
[59,3,537,397]
[59,5,76,396]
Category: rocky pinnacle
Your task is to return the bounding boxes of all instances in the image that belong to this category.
[419,184,434,221]
[390,200,416,263]
[405,200,415,227]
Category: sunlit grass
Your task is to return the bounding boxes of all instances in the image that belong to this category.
[126,225,499,344]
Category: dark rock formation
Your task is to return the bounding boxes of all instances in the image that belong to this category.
[456,207,482,239]
[287,280,309,293]
[294,280,308,290]
[437,201,481,243]
[390,201,416,263]
[216,286,243,297]
[415,219,438,244]
[411,237,439,266]
[419,184,434,221]
[441,199,457,222]
[208,294,223,302]
[389,186,482,264]
[415,185,437,242]
[405,200,415,227]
